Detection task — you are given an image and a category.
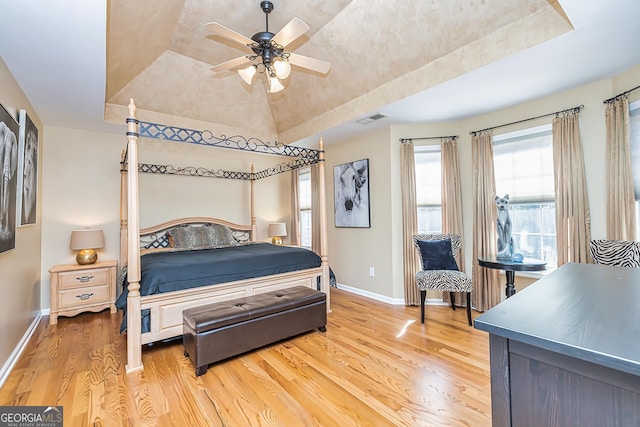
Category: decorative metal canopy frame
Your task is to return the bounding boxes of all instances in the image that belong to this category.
[120,120,323,180]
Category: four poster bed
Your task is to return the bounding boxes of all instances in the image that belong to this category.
[120,100,329,373]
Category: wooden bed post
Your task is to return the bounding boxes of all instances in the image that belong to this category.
[318,138,331,312]
[250,164,257,241]
[120,150,128,273]
[125,99,143,373]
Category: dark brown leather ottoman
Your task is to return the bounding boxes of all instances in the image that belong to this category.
[183,286,327,376]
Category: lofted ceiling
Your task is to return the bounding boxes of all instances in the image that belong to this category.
[1,1,640,147]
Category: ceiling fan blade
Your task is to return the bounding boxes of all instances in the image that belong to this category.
[288,53,331,75]
[210,56,251,74]
[272,17,310,47]
[206,22,254,47]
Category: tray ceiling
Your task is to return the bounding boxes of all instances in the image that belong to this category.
[105,0,572,143]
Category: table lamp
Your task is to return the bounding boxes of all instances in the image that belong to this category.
[268,223,287,245]
[70,229,105,265]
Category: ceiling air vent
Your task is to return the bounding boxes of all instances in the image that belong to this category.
[356,113,388,125]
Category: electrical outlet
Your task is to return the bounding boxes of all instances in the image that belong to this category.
[369,267,375,277]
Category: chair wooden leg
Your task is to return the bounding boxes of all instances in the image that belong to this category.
[449,291,456,310]
[466,292,472,326]
[420,290,426,323]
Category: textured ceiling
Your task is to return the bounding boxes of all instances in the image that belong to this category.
[105,0,571,143]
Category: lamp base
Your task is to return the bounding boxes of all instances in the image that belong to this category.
[271,236,283,245]
[76,249,98,265]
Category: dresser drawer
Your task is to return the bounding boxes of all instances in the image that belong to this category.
[58,284,110,308]
[58,268,109,289]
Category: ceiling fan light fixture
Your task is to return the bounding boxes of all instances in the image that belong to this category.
[206,1,330,93]
[273,59,291,79]
[238,65,257,85]
[268,75,285,93]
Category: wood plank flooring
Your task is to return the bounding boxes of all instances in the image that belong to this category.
[0,288,491,426]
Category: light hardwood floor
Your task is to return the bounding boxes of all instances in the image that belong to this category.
[0,288,491,426]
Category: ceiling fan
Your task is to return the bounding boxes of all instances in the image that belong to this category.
[206,1,331,93]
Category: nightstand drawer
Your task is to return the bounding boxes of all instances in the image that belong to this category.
[58,268,109,289]
[58,284,110,308]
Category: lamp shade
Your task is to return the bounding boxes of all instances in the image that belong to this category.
[238,65,257,85]
[273,59,291,79]
[70,229,105,250]
[268,223,287,237]
[268,223,287,246]
[268,75,285,93]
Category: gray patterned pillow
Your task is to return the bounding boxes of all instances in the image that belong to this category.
[203,224,238,248]
[166,224,238,249]
[166,226,207,249]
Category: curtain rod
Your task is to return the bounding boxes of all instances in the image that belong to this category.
[469,104,584,135]
[603,83,640,104]
[399,135,458,143]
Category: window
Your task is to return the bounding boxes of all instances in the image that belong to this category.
[493,125,557,268]
[298,168,312,249]
[414,145,442,233]
[630,101,640,240]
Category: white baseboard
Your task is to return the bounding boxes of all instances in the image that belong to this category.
[0,312,42,389]
[335,283,448,306]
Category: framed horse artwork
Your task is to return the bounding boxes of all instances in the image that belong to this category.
[334,158,370,228]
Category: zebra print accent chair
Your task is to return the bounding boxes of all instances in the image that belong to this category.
[413,234,473,326]
[589,239,640,268]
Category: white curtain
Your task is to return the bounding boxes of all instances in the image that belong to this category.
[311,164,321,255]
[471,131,501,311]
[400,140,420,305]
[290,169,301,247]
[552,109,591,265]
[441,137,467,306]
[605,97,636,240]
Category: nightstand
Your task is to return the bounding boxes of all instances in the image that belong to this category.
[49,260,118,325]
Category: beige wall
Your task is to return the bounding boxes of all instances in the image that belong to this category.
[40,126,291,308]
[329,63,640,300]
[325,128,397,300]
[0,58,43,376]
[40,127,123,305]
[3,56,640,379]
[135,138,290,230]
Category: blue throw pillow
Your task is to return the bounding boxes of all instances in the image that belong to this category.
[417,239,459,271]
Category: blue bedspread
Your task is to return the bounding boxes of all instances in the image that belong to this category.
[116,243,322,332]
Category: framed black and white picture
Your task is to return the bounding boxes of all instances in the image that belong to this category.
[0,103,19,253]
[17,110,38,226]
[334,158,370,228]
